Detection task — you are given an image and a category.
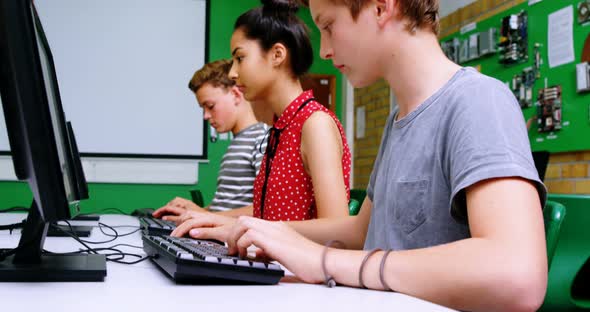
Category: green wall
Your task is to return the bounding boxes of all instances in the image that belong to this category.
[0,0,344,214]
[441,1,590,153]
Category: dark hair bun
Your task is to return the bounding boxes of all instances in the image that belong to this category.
[261,0,299,14]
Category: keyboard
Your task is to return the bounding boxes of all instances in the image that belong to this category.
[139,216,176,236]
[142,234,284,284]
[139,216,225,246]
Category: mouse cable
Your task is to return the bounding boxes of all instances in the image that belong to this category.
[48,222,150,265]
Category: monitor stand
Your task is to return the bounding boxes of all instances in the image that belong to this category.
[72,214,100,221]
[0,201,106,282]
[47,223,93,237]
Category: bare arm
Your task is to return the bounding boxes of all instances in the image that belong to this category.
[287,196,372,249]
[324,178,547,312]
[228,178,546,312]
[300,111,349,219]
[218,205,253,217]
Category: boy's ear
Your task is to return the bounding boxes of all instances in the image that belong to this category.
[269,42,288,67]
[230,85,243,105]
[374,0,395,27]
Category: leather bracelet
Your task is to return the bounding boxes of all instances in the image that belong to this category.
[359,248,382,288]
[379,250,393,291]
[322,240,345,288]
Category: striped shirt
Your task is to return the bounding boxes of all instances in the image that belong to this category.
[209,122,268,211]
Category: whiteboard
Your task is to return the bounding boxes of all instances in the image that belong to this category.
[0,0,208,159]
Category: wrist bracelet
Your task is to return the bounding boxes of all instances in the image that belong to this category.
[359,248,382,288]
[322,240,345,288]
[379,249,393,291]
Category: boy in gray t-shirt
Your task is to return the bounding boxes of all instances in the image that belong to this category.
[200,1,550,311]
[364,67,546,250]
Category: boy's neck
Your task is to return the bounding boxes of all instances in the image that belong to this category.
[382,28,461,120]
[231,101,259,135]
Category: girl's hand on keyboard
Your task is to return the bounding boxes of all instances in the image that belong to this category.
[227,216,324,284]
[170,213,236,243]
[153,197,207,223]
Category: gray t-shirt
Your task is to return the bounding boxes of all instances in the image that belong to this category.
[364,67,546,250]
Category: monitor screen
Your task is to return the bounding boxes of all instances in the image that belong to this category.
[31,7,77,204]
[0,0,105,281]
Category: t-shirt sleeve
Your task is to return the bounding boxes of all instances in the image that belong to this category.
[445,78,547,222]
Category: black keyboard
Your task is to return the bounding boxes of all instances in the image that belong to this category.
[139,216,176,236]
[142,234,284,285]
[139,216,225,246]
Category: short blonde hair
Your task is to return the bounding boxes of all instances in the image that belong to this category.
[305,0,439,34]
[188,59,235,93]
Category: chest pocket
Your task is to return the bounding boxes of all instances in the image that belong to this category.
[390,179,429,235]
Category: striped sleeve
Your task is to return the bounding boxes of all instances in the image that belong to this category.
[209,122,269,211]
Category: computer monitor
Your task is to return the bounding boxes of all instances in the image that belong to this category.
[0,0,105,281]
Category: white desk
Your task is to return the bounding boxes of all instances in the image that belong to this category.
[0,213,456,311]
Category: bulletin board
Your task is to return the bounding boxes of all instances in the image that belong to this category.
[440,1,590,153]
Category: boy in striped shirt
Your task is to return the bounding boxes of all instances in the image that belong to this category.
[154,59,268,219]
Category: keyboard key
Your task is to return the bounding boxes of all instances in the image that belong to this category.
[252,262,267,269]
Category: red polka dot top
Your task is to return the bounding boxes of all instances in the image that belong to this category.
[252,90,351,221]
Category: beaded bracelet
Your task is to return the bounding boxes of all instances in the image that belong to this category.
[358,248,382,288]
[322,240,345,288]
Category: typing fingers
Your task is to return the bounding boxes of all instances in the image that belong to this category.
[235,228,262,259]
[227,217,255,255]
[188,226,228,243]
[178,211,208,224]
[153,205,186,218]
[171,218,206,237]
[162,215,182,223]
[170,197,194,208]
[170,214,223,237]
[254,248,272,262]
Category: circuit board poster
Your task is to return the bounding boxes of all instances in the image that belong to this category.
[440,1,590,153]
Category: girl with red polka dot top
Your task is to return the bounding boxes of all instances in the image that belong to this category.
[230,0,352,223]
[169,0,351,241]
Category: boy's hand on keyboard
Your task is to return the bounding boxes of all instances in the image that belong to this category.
[170,213,236,243]
[153,197,207,222]
[227,216,324,284]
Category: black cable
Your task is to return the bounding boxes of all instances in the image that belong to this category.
[48,221,149,265]
[106,243,144,249]
[98,223,142,237]
[1,217,148,265]
[58,221,119,245]
[49,224,98,254]
[43,246,151,265]
[0,219,26,234]
[56,222,140,243]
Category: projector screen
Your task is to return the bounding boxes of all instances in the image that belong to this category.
[0,0,208,159]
